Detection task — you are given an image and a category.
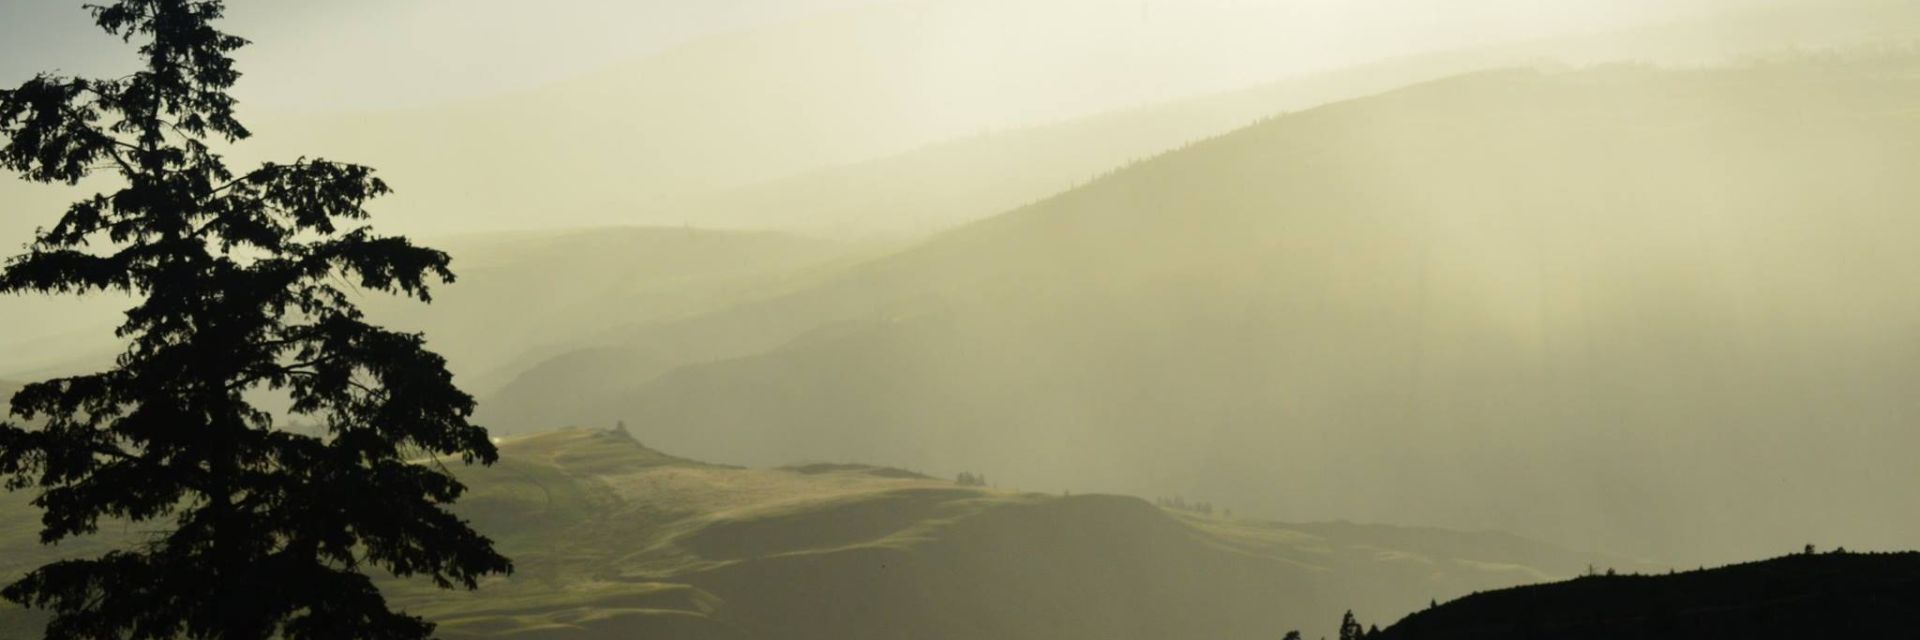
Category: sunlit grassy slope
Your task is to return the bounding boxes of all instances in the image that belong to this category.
[484,56,1920,563]
[1373,551,1920,639]
[0,428,1648,639]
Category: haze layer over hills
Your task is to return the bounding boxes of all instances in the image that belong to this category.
[5,0,1914,247]
[3,0,1915,338]
[5,0,1920,600]
[481,57,1920,564]
[7,0,1916,382]
[662,0,1920,239]
[214,0,1920,237]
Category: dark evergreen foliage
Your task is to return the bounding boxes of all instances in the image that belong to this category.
[1338,610,1366,640]
[0,1,510,638]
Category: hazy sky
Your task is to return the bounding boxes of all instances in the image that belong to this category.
[0,0,882,111]
[0,0,1807,114]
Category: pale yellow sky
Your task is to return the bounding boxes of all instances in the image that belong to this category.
[0,0,1903,251]
[0,0,1813,114]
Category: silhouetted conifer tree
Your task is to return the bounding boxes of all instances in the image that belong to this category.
[1339,610,1365,640]
[0,2,509,638]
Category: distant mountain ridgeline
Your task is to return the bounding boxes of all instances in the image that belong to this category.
[479,56,1920,562]
[220,0,1918,236]
[658,3,1920,240]
[353,226,866,394]
[0,226,869,392]
[1373,551,1920,639]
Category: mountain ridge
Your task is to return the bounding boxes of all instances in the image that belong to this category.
[482,57,1920,562]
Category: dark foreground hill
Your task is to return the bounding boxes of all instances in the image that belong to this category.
[1375,552,1920,640]
[0,428,1647,639]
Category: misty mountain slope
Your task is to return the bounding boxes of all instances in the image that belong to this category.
[8,2,1918,373]
[240,0,1387,232]
[664,1,1920,240]
[0,428,1642,639]
[660,51,1577,240]
[0,226,863,392]
[355,227,863,394]
[1373,552,1920,639]
[8,1,1914,248]
[199,0,1920,237]
[488,58,1920,563]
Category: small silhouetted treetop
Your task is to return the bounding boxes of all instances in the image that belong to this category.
[1339,610,1366,640]
[0,1,509,639]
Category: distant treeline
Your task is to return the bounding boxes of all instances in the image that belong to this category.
[1155,495,1227,517]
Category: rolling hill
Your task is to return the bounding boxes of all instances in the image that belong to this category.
[0,427,1655,639]
[482,56,1920,563]
[1373,551,1920,639]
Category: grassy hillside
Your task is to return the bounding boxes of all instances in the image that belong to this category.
[484,56,1920,563]
[1374,552,1920,639]
[0,428,1651,639]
